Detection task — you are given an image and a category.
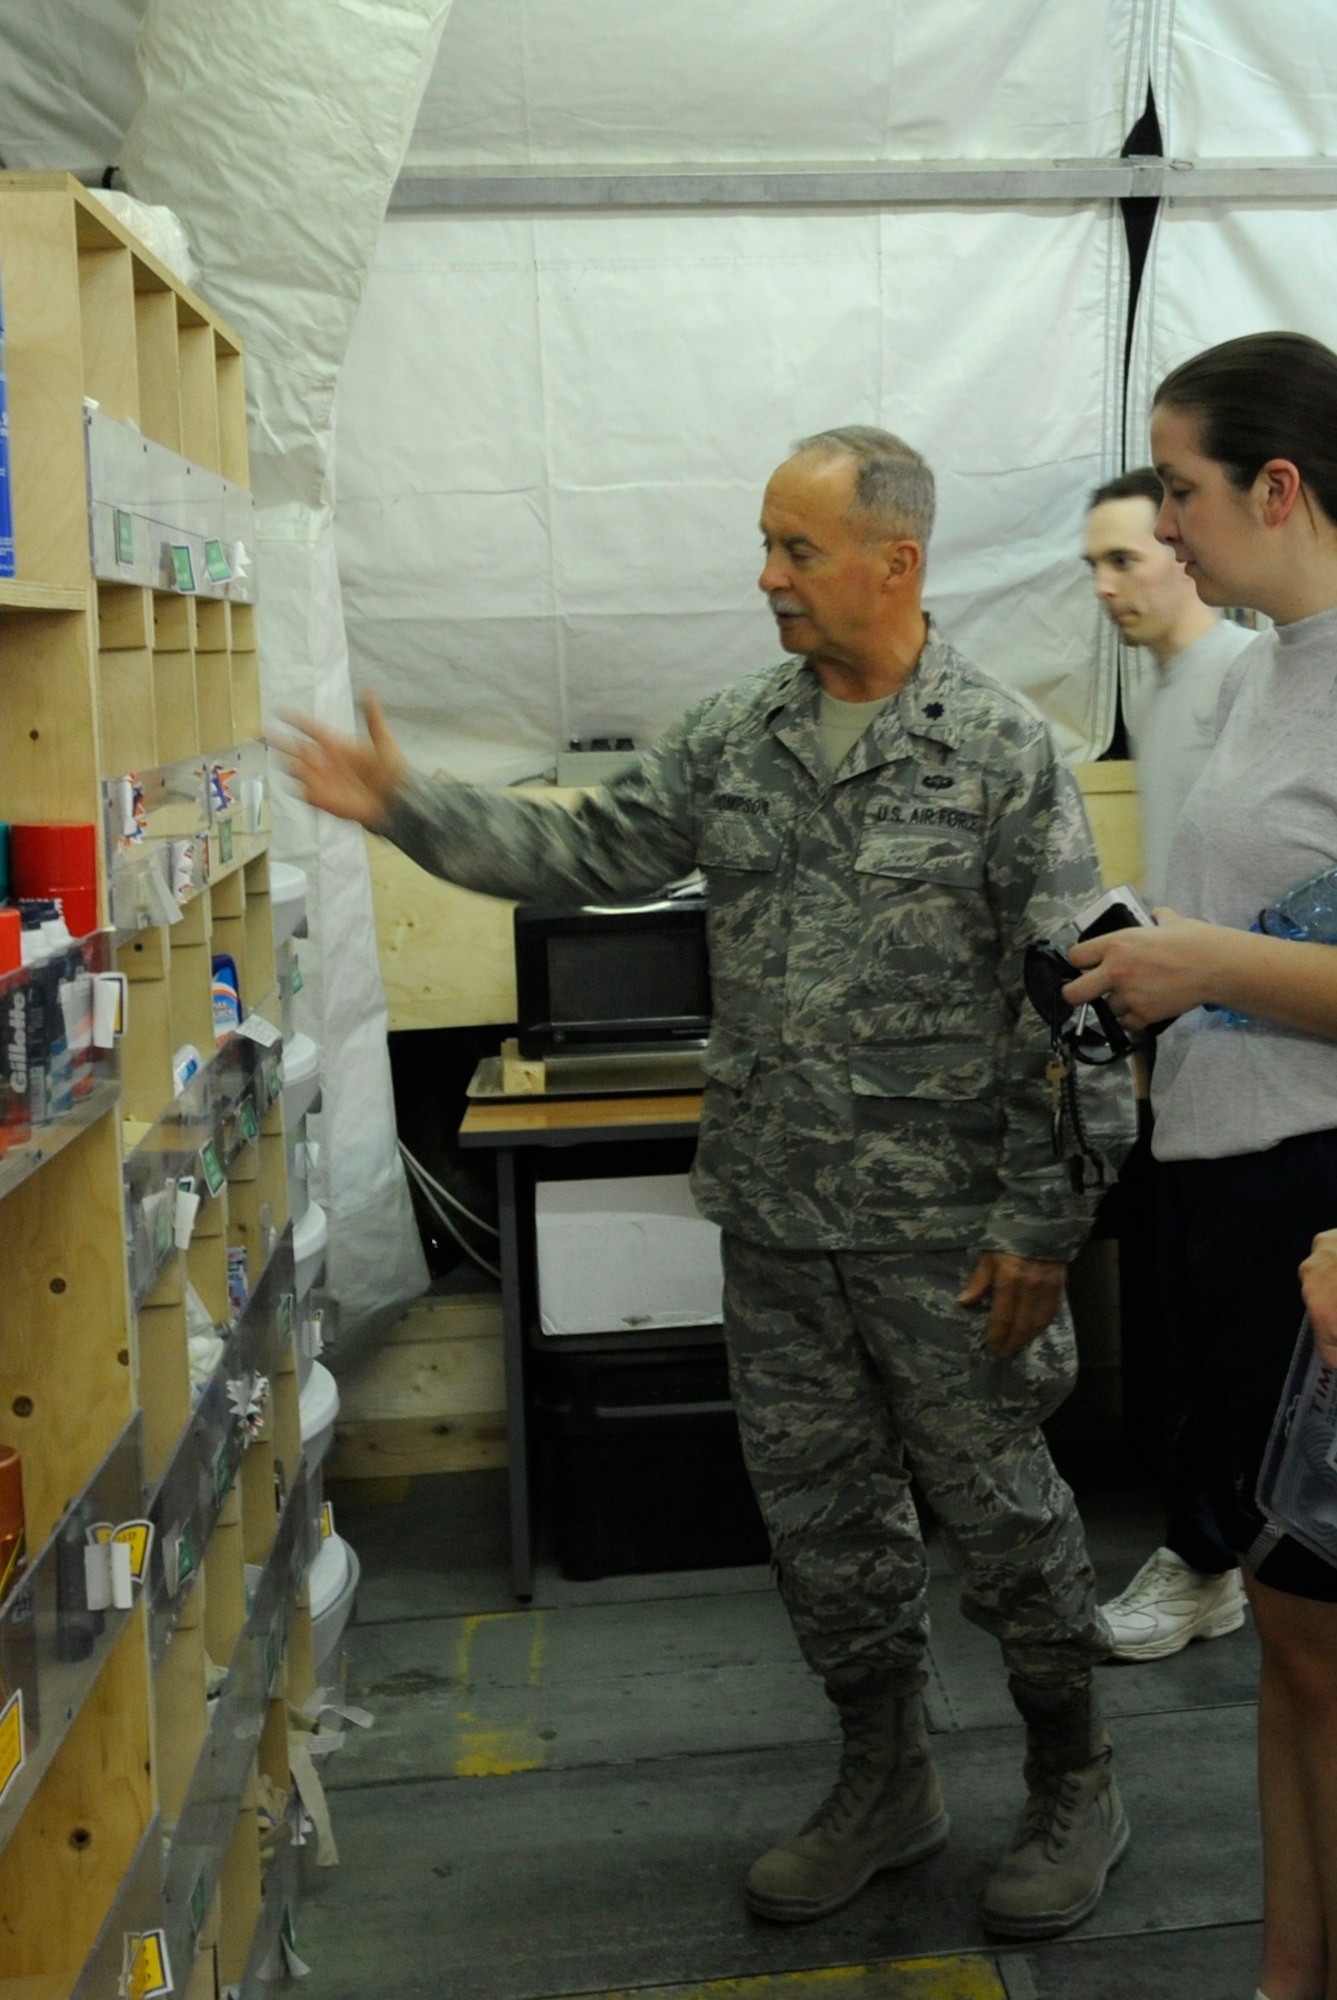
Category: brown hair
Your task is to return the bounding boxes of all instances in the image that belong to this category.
[1089,467,1163,511]
[1155,332,1337,525]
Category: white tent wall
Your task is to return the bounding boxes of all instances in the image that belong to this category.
[408,0,1151,166]
[1150,0,1337,157]
[336,0,1156,798]
[337,202,1128,781]
[1122,1,1337,722]
[114,0,455,1368]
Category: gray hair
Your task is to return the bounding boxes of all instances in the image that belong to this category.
[792,425,936,549]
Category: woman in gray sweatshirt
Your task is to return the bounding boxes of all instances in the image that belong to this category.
[1066,330,1337,2000]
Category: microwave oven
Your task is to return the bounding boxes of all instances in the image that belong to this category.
[513,893,711,1059]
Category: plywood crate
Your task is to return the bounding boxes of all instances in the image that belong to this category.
[326,1292,507,1483]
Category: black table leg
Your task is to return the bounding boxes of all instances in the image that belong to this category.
[495,1147,533,1599]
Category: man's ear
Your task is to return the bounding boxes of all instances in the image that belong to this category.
[883,537,923,586]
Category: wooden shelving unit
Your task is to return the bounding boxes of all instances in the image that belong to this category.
[0,173,320,1997]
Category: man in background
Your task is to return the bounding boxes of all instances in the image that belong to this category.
[1085,468,1254,906]
[1083,467,1255,1660]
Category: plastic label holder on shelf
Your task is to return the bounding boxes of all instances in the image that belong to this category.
[0,1413,145,1860]
[147,1226,296,1664]
[239,1818,302,1996]
[158,1462,312,1985]
[85,408,256,603]
[203,739,270,882]
[0,930,122,1203]
[103,743,271,937]
[124,991,284,1310]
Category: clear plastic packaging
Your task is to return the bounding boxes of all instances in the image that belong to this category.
[1257,1314,1337,1569]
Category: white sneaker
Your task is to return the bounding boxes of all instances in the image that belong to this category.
[1099,1547,1247,1662]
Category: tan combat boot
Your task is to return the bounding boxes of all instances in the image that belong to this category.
[746,1673,949,1923]
[980,1677,1129,1939]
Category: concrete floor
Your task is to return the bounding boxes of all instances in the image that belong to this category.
[298,1461,1264,2000]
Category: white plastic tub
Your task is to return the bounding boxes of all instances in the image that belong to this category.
[535,1174,723,1336]
[270,861,309,945]
[300,1359,340,1469]
[293,1199,328,1299]
[282,1031,321,1128]
[311,1534,360,1684]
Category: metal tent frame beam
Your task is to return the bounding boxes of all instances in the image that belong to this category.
[391,157,1337,212]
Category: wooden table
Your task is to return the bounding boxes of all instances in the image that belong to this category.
[459,1088,703,1598]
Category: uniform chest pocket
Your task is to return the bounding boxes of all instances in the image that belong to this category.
[855,826,984,890]
[700,813,784,874]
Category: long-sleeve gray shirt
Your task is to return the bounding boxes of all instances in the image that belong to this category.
[385,628,1128,1258]
[1125,617,1255,906]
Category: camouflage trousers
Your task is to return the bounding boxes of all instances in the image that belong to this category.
[721,1233,1111,1694]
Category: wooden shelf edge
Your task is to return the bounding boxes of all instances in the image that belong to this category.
[0,1081,121,1207]
[0,580,87,615]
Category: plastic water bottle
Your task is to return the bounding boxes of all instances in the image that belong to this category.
[1260,865,1337,943]
[1212,864,1337,1027]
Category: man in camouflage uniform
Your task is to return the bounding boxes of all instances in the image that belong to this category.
[284,427,1129,1939]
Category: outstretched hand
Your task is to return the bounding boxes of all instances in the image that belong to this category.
[959,1251,1067,1358]
[275,694,406,832]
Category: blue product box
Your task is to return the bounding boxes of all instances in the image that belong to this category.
[0,265,12,578]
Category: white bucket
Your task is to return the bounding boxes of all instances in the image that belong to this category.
[270,861,309,945]
[293,1200,328,1300]
[311,1535,360,1684]
[300,1359,340,1469]
[283,1032,321,1128]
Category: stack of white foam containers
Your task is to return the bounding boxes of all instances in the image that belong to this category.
[271,863,360,1688]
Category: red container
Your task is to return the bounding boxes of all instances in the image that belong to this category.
[10,822,98,938]
[0,909,19,977]
[0,1449,23,1605]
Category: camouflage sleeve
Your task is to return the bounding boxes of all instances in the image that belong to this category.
[982,736,1120,1263]
[379,712,703,905]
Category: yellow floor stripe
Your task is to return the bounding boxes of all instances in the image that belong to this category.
[563,1953,1008,1999]
[452,1609,548,1778]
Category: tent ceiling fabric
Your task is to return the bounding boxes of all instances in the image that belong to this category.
[0,0,145,170]
[409,0,1151,165]
[336,202,1125,780]
[117,0,456,1366]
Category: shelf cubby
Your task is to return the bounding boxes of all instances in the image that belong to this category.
[0,1112,133,1547]
[0,608,100,825]
[0,1612,152,1985]
[76,234,137,427]
[132,264,181,455]
[177,308,221,475]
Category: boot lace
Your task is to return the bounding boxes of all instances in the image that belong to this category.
[802,1712,886,1836]
[1014,1769,1084,1858]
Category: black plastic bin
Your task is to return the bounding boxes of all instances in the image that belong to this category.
[532,1343,771,1581]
